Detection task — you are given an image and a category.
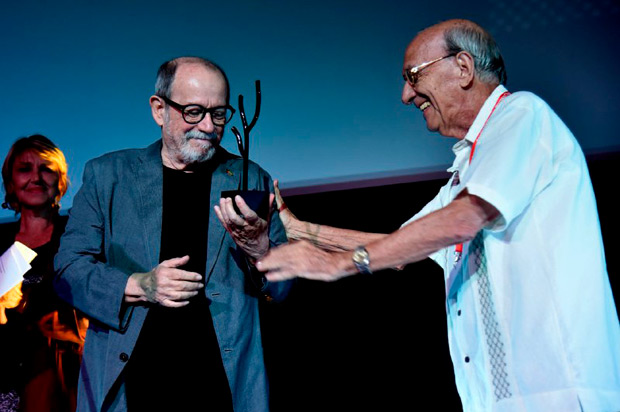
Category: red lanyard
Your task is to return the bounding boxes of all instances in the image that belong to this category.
[454,91,510,262]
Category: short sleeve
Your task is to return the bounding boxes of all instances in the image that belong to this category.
[459,95,556,232]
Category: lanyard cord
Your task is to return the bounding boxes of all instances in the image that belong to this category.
[454,91,511,261]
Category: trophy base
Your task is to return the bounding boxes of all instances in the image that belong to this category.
[221,190,270,221]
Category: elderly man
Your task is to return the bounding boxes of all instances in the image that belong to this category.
[259,20,620,412]
[54,57,292,412]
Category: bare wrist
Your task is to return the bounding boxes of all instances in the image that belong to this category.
[339,250,359,276]
[124,273,148,302]
[286,218,305,240]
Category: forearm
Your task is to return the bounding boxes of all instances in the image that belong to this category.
[364,213,464,272]
[360,192,497,273]
[322,217,464,279]
[287,218,387,252]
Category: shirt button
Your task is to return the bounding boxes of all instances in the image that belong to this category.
[457,310,461,316]
[119,353,129,362]
[464,356,470,363]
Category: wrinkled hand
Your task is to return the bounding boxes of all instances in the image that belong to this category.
[214,194,273,261]
[273,179,299,238]
[126,256,203,307]
[256,240,350,282]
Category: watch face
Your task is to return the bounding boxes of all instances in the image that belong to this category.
[353,249,364,262]
[353,247,371,273]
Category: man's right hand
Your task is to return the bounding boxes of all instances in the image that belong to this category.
[124,256,203,307]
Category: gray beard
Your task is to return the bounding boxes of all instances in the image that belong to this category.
[180,138,216,164]
[163,109,220,165]
[177,128,219,165]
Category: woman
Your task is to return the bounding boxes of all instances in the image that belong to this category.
[0,135,87,412]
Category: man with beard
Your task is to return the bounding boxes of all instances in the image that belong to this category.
[258,20,620,412]
[54,57,292,412]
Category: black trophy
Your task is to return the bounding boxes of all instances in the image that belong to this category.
[221,80,270,220]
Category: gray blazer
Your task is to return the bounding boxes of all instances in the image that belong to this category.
[54,140,292,412]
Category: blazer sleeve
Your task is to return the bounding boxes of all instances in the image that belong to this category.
[54,160,132,331]
[255,166,294,303]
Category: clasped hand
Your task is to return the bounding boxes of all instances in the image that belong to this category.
[214,194,273,261]
[126,255,203,307]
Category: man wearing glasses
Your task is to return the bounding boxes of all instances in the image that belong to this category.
[258,19,620,412]
[54,57,292,411]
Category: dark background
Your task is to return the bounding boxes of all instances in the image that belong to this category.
[260,151,619,412]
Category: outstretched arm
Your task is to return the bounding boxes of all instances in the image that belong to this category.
[258,190,499,282]
[274,179,387,251]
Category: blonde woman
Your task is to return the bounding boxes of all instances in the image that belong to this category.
[0,135,87,412]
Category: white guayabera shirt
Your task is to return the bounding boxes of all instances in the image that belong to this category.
[403,85,620,412]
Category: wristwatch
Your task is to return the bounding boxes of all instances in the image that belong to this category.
[352,246,372,274]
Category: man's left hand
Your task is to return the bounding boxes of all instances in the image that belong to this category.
[215,194,274,261]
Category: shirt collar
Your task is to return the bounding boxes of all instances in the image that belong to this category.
[451,137,470,157]
[463,84,508,144]
[447,84,507,172]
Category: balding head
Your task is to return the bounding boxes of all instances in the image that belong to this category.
[429,19,506,86]
[155,56,230,103]
[401,19,505,138]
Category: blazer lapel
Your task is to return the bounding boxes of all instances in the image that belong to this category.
[133,141,164,269]
[206,151,241,280]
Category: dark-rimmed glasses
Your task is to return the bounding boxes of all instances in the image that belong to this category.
[403,53,457,86]
[159,96,236,126]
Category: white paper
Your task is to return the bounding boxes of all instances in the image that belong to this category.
[0,241,37,296]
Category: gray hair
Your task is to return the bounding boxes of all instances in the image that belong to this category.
[154,56,230,101]
[443,22,507,85]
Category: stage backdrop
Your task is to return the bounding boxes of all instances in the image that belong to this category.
[1,0,619,220]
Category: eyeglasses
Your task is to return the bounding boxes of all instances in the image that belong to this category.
[403,53,457,86]
[160,96,236,126]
